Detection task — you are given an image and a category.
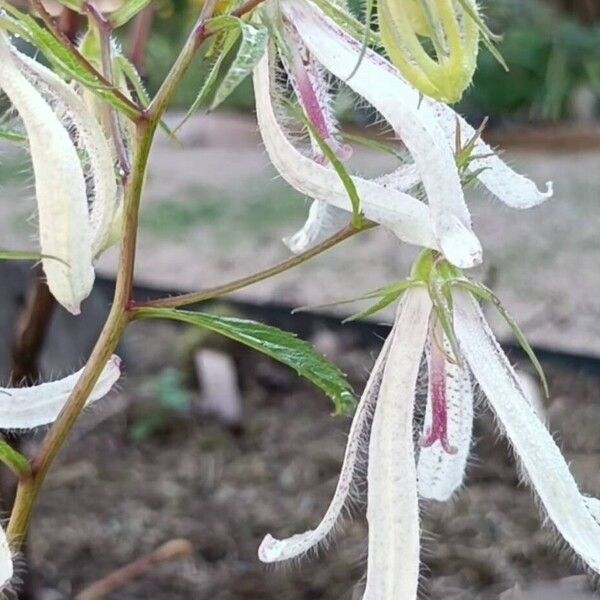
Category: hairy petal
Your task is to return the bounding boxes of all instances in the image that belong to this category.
[454,292,600,572]
[0,35,94,314]
[12,50,119,257]
[284,200,350,253]
[258,331,392,563]
[418,334,473,501]
[364,289,431,599]
[254,49,438,250]
[281,0,482,269]
[287,164,421,253]
[428,103,553,208]
[0,355,121,429]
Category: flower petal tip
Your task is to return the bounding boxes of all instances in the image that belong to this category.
[437,215,483,269]
[258,534,283,563]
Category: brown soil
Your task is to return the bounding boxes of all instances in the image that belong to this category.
[24,318,600,600]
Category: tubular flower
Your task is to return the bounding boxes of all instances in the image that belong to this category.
[253,0,552,267]
[0,33,120,313]
[378,0,481,103]
[0,354,121,589]
[258,250,600,598]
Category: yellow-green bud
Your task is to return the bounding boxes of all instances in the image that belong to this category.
[378,0,481,104]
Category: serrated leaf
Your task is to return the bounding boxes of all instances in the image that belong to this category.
[136,308,356,415]
[452,279,548,397]
[208,18,268,110]
[111,0,153,28]
[176,16,267,129]
[176,29,240,131]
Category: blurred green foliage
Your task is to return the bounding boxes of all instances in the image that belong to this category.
[138,0,598,120]
[463,0,600,119]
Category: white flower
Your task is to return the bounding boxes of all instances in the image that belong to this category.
[0,354,122,589]
[0,33,120,313]
[254,0,552,267]
[258,252,600,598]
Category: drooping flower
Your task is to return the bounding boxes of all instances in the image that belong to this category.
[253,0,552,267]
[0,32,120,313]
[0,354,122,589]
[258,251,600,598]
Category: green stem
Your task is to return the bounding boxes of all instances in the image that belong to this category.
[7,116,156,548]
[136,223,375,311]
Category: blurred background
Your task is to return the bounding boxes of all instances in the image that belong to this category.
[1,0,600,598]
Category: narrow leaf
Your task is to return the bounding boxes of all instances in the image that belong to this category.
[0,127,26,143]
[452,279,548,396]
[0,440,31,477]
[137,308,356,415]
[291,103,363,228]
[208,17,268,110]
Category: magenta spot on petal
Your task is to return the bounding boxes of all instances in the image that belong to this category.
[422,343,456,455]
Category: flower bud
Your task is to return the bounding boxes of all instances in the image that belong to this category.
[378,0,481,103]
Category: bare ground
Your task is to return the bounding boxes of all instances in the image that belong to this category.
[22,317,600,600]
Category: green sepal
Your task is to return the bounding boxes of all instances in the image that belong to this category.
[452,279,549,397]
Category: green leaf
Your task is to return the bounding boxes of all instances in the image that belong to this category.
[137,308,356,416]
[428,268,462,365]
[0,5,140,119]
[0,251,69,266]
[290,103,363,228]
[176,17,267,130]
[208,18,268,110]
[346,0,374,81]
[344,280,422,323]
[0,440,31,478]
[176,30,240,130]
[342,132,406,162]
[0,128,27,144]
[111,0,153,29]
[452,279,549,397]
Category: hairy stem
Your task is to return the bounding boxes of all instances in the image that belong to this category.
[136,223,374,311]
[5,0,235,549]
[7,115,156,548]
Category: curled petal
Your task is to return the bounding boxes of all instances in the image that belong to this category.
[258,327,393,562]
[0,355,121,429]
[281,0,482,268]
[428,103,553,208]
[364,289,431,599]
[284,200,349,254]
[418,335,473,501]
[0,34,94,314]
[13,50,119,256]
[253,49,438,251]
[454,292,600,572]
